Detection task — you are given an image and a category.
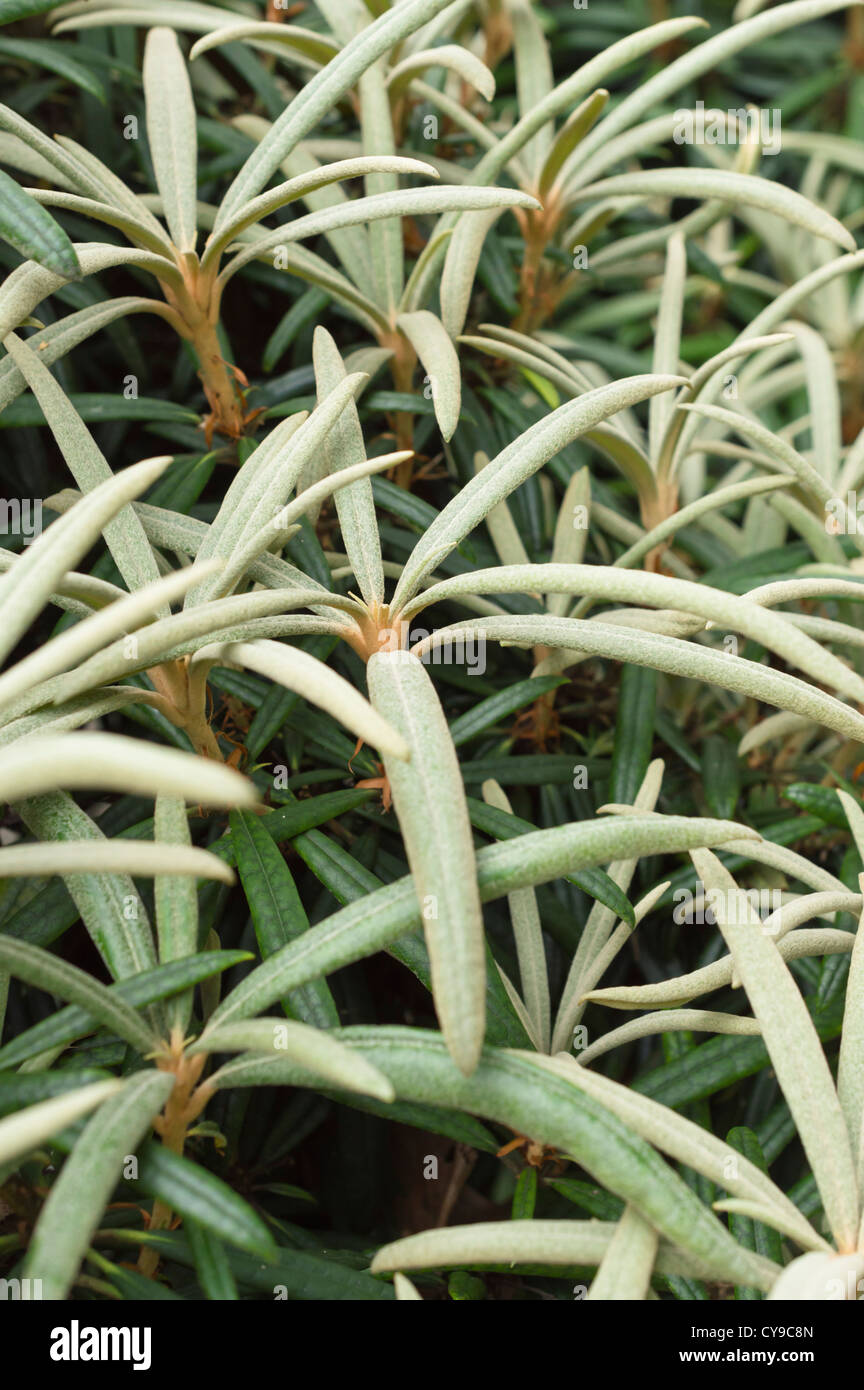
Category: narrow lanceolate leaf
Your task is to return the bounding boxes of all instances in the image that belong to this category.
[391,376,687,609]
[396,310,461,441]
[153,795,198,1036]
[583,929,855,1013]
[220,186,540,285]
[23,1069,175,1301]
[206,814,757,1032]
[215,0,464,223]
[229,809,337,1030]
[143,28,197,252]
[387,45,495,101]
[691,850,860,1252]
[577,1009,761,1067]
[410,617,864,745]
[482,780,550,1053]
[0,937,157,1055]
[217,1028,779,1291]
[532,1051,825,1254]
[649,233,685,467]
[0,170,80,277]
[204,156,436,268]
[367,652,485,1075]
[15,790,156,981]
[195,641,409,762]
[188,21,340,67]
[551,761,664,1055]
[0,559,218,717]
[508,0,554,170]
[0,455,167,666]
[374,1219,712,1283]
[400,563,864,705]
[587,1205,658,1301]
[312,326,384,606]
[2,335,166,604]
[548,468,590,616]
[136,1141,276,1261]
[193,1019,394,1102]
[0,840,235,883]
[571,170,856,252]
[0,733,257,809]
[0,1081,121,1170]
[838,884,864,1199]
[538,90,609,198]
[0,952,252,1071]
[187,374,365,607]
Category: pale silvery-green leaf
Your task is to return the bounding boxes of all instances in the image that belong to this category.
[572,171,855,252]
[691,849,860,1252]
[392,376,687,610]
[143,28,198,252]
[508,0,554,171]
[0,937,157,1055]
[358,61,402,314]
[373,1218,723,1285]
[548,468,590,615]
[212,454,400,603]
[191,1019,394,1101]
[587,1205,658,1301]
[534,1051,827,1254]
[400,563,864,704]
[396,309,461,441]
[474,451,530,569]
[154,794,199,1036]
[0,732,257,809]
[367,651,485,1075]
[649,232,686,468]
[2,333,167,604]
[572,1,860,175]
[0,840,236,883]
[24,187,174,258]
[482,780,550,1052]
[578,1009,761,1068]
[0,455,168,666]
[440,207,506,339]
[214,0,457,223]
[411,616,864,744]
[220,185,541,287]
[23,1069,175,1300]
[584,928,856,1012]
[195,639,409,762]
[204,156,437,270]
[216,1027,780,1290]
[187,376,365,607]
[837,875,864,1199]
[0,559,219,718]
[387,44,495,101]
[0,1081,123,1170]
[393,1272,422,1301]
[312,326,385,605]
[189,22,340,68]
[552,761,663,1054]
[207,813,757,1031]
